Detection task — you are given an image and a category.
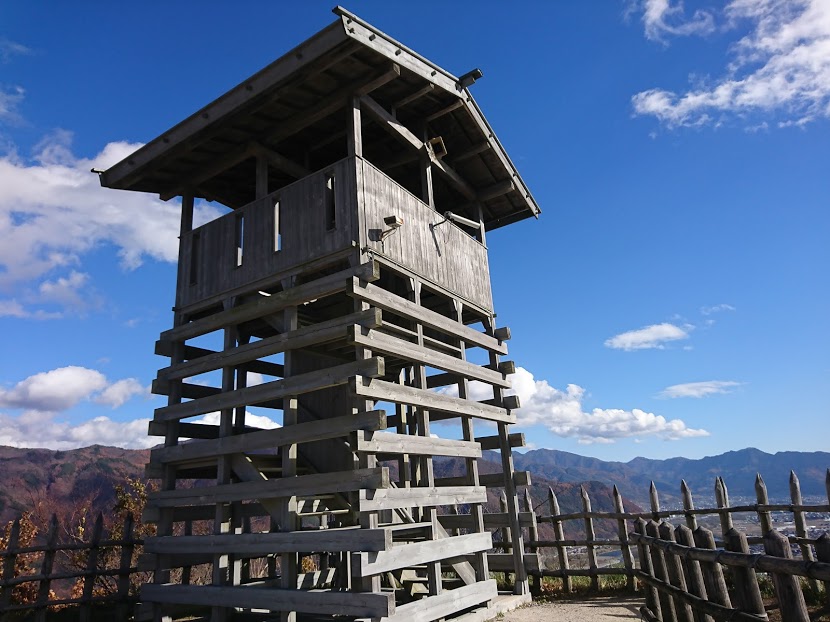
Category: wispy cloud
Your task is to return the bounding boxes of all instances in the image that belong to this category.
[0,38,31,63]
[441,368,709,444]
[0,131,223,316]
[0,85,25,123]
[700,303,735,315]
[632,0,830,128]
[604,322,691,351]
[639,0,716,42]
[658,380,743,398]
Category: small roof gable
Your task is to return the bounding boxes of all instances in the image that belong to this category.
[100,7,540,230]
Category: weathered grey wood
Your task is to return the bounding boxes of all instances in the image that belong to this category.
[1,518,20,610]
[650,481,661,516]
[437,512,536,530]
[754,473,773,536]
[360,94,423,152]
[675,524,712,622]
[475,433,524,451]
[80,513,104,622]
[141,583,394,617]
[146,528,392,555]
[815,533,830,606]
[548,487,572,592]
[659,522,694,622]
[789,470,819,592]
[634,518,662,621]
[366,579,497,622]
[723,528,765,616]
[434,470,530,488]
[357,431,481,458]
[764,529,809,622]
[359,486,486,512]
[352,377,513,423]
[581,486,599,591]
[348,279,505,353]
[613,486,636,591]
[681,480,698,531]
[356,532,491,576]
[154,356,384,421]
[150,467,390,507]
[647,520,678,622]
[33,514,60,621]
[714,477,733,536]
[487,554,541,573]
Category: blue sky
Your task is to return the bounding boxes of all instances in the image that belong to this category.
[0,1,827,461]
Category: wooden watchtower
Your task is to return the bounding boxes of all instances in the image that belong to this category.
[100,8,540,621]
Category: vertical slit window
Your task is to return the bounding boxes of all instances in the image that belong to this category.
[235,212,244,267]
[189,232,200,285]
[325,174,336,231]
[274,200,282,252]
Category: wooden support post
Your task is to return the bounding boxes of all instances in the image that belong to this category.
[524,488,541,596]
[613,485,636,591]
[714,477,733,538]
[80,513,104,622]
[764,529,810,622]
[548,487,571,592]
[634,518,661,621]
[646,520,678,622]
[581,486,599,591]
[723,529,765,616]
[0,518,20,611]
[650,481,661,519]
[680,480,697,531]
[692,527,732,609]
[348,95,363,158]
[420,125,434,209]
[754,473,773,536]
[815,533,830,607]
[674,525,712,622]
[33,514,59,622]
[658,522,694,622]
[789,470,820,594]
[116,513,136,621]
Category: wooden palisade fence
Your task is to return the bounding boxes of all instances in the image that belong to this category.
[0,512,142,620]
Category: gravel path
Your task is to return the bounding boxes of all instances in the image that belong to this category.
[499,595,643,621]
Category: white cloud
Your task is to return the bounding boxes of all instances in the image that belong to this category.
[700,303,735,315]
[94,378,148,408]
[0,132,224,314]
[440,367,709,444]
[0,85,24,123]
[0,410,155,450]
[197,411,282,430]
[604,322,690,350]
[632,0,830,128]
[512,368,709,444]
[0,365,146,412]
[0,38,31,64]
[640,0,716,42]
[659,380,742,398]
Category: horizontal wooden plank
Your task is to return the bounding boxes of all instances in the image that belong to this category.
[159,309,381,381]
[437,512,536,530]
[141,583,394,617]
[434,471,531,488]
[474,433,524,451]
[356,532,491,576]
[349,328,509,388]
[487,553,541,573]
[352,377,514,424]
[348,279,507,355]
[368,579,497,622]
[154,357,384,421]
[152,410,387,465]
[161,261,378,343]
[357,431,481,458]
[145,527,392,555]
[150,467,389,507]
[359,486,486,512]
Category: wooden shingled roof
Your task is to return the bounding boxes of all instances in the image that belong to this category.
[100,7,540,230]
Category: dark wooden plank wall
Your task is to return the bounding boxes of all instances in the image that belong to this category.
[177,158,358,308]
[358,159,494,312]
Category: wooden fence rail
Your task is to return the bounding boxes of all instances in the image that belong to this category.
[0,512,143,620]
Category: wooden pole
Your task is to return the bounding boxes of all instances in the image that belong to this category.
[674,524,712,622]
[647,520,678,622]
[815,533,830,606]
[524,488,541,596]
[116,512,136,621]
[680,480,697,531]
[715,477,733,538]
[634,518,662,620]
[581,486,599,591]
[34,514,59,622]
[658,522,694,622]
[754,474,773,536]
[1,518,21,611]
[692,526,732,609]
[548,487,571,592]
[80,513,105,622]
[650,481,661,519]
[613,485,635,591]
[764,529,809,622]
[789,471,819,594]
[723,528,765,616]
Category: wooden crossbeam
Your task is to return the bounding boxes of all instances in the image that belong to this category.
[357,431,481,458]
[391,83,434,112]
[249,142,310,179]
[355,532,491,577]
[360,94,424,152]
[359,486,486,512]
[430,155,476,200]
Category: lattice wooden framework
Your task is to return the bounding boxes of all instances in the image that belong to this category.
[100,7,541,621]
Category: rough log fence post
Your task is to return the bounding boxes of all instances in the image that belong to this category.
[524,488,541,596]
[548,487,571,592]
[816,533,830,607]
[723,528,765,617]
[674,524,712,622]
[634,518,661,621]
[692,526,732,610]
[754,474,773,536]
[80,512,105,622]
[580,485,598,591]
[658,522,694,622]
[1,518,21,611]
[715,477,733,540]
[789,470,819,594]
[34,514,60,622]
[116,512,136,621]
[612,485,635,590]
[764,529,809,622]
[680,480,697,531]
[647,520,677,622]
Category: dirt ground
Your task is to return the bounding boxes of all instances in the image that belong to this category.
[499,595,643,621]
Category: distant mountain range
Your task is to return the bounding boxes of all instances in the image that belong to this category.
[0,444,826,526]
[511,447,830,505]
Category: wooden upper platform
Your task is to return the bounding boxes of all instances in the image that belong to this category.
[99,7,540,231]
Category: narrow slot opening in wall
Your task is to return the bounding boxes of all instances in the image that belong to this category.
[235,213,245,267]
[189,232,200,285]
[274,200,282,251]
[325,174,336,231]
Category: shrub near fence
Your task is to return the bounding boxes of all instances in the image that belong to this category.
[0,511,142,620]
